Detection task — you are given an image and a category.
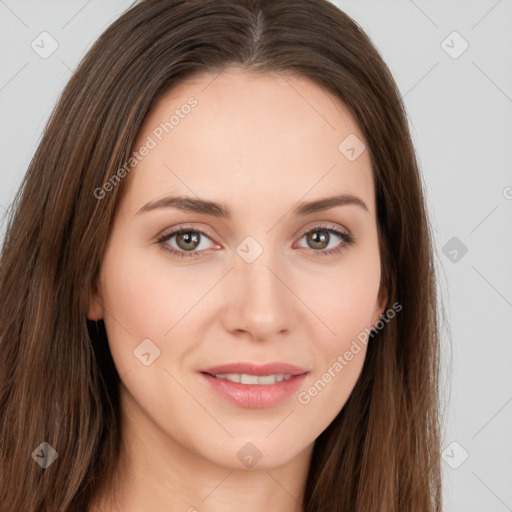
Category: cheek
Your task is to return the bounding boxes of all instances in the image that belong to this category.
[98,238,221,375]
[294,246,380,413]
[306,247,381,349]
[98,240,177,371]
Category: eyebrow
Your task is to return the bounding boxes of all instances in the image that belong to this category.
[136,193,368,218]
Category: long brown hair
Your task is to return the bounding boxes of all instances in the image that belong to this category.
[0,0,442,510]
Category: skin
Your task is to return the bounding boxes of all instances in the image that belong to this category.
[88,67,387,512]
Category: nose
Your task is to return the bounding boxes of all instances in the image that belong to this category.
[221,251,298,342]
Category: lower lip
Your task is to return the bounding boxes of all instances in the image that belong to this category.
[199,372,308,408]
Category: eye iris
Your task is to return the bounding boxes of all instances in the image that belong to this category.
[307,230,329,250]
[176,231,200,251]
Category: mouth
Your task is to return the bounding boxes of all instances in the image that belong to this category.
[198,362,309,408]
[203,372,295,384]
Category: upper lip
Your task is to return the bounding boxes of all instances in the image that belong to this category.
[200,362,309,376]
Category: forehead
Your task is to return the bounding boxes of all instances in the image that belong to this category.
[123,68,375,217]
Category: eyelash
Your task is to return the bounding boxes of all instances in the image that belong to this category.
[156,224,355,259]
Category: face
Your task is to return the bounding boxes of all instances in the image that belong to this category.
[89,68,386,470]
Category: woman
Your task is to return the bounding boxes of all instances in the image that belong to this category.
[0,0,442,510]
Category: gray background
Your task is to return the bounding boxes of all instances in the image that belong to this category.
[0,1,511,510]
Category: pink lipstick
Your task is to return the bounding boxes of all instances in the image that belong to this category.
[199,362,309,408]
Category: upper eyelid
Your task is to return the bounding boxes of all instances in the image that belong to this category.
[158,225,216,242]
[297,223,349,237]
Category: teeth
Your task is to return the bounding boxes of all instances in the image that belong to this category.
[213,373,293,385]
[241,374,259,385]
[221,373,241,383]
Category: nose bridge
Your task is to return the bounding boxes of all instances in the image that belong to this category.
[222,243,295,338]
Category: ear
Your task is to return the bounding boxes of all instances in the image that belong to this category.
[370,283,388,326]
[87,276,104,321]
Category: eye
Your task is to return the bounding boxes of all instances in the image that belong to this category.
[157,226,219,259]
[295,224,354,257]
[157,223,354,259]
